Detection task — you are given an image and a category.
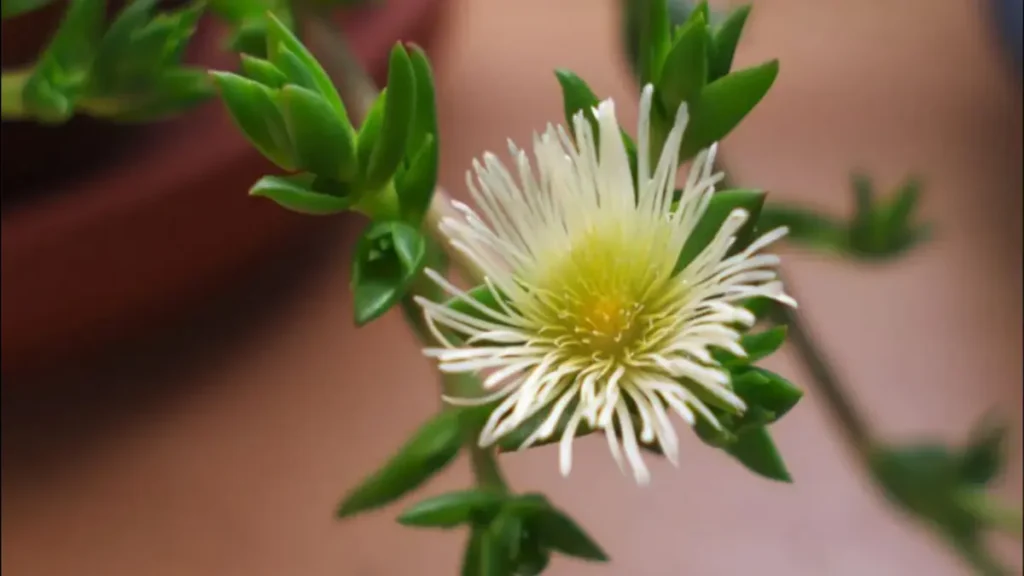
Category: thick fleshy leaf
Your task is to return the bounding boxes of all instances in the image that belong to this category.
[351,221,427,326]
[357,90,387,171]
[675,188,765,272]
[709,4,751,80]
[397,489,506,528]
[657,11,707,112]
[738,326,787,363]
[265,12,347,117]
[211,72,295,169]
[638,0,671,86]
[407,44,439,162]
[336,409,464,518]
[279,84,357,181]
[249,174,352,215]
[240,54,288,88]
[396,134,438,225]
[724,426,792,482]
[678,59,778,160]
[733,367,802,420]
[527,503,609,562]
[365,44,416,190]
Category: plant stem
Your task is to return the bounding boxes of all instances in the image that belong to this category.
[718,162,876,461]
[303,15,505,491]
[769,274,875,462]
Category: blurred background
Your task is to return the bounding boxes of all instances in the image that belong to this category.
[1,0,1022,574]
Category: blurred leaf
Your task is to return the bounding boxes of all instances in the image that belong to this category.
[756,205,847,255]
[351,221,427,326]
[336,409,464,518]
[1,0,58,18]
[870,444,1014,576]
[101,67,214,122]
[22,0,106,122]
[554,69,638,179]
[959,417,1007,486]
[398,489,506,528]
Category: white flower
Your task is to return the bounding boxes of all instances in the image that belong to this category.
[415,85,795,484]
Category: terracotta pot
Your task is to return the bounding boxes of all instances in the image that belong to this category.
[0,0,449,379]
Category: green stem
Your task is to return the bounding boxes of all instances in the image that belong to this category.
[1,69,31,118]
[305,15,509,492]
[769,275,875,462]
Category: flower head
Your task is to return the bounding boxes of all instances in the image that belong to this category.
[417,85,795,484]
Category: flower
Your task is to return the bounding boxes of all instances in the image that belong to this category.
[416,84,795,484]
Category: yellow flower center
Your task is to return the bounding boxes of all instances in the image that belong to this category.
[523,223,677,361]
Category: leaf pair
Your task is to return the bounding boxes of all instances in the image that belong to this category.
[399,491,607,575]
[870,417,1018,576]
[757,173,932,261]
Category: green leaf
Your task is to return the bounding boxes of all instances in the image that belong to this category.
[675,189,766,272]
[959,418,1007,486]
[396,134,438,224]
[678,59,778,160]
[88,0,159,89]
[554,69,639,182]
[478,529,512,576]
[528,503,608,562]
[757,204,848,255]
[733,367,802,420]
[336,409,464,518]
[366,44,417,190]
[724,426,792,482]
[99,68,214,122]
[271,46,319,92]
[638,0,672,86]
[462,528,484,576]
[211,71,296,170]
[398,489,506,528]
[265,11,347,118]
[1,0,57,18]
[739,325,787,363]
[279,84,358,181]
[22,0,105,121]
[657,11,707,112]
[709,4,751,80]
[249,174,352,215]
[240,54,289,88]
[407,44,439,163]
[351,221,427,326]
[357,89,387,174]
